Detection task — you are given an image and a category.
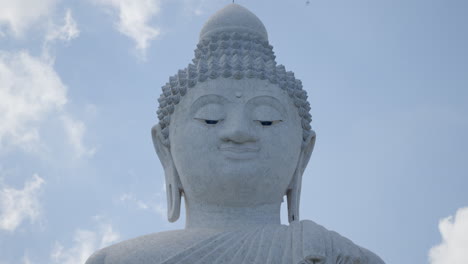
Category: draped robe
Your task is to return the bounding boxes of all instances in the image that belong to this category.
[86,220,385,264]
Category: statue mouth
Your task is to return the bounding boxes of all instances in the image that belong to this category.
[218,145,260,160]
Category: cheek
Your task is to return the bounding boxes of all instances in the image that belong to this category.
[169,120,220,189]
[171,116,219,148]
[172,125,214,160]
[261,122,302,156]
[259,124,303,178]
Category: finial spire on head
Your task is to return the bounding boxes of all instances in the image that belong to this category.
[199,4,268,41]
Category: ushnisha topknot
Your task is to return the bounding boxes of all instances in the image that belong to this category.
[156,4,312,146]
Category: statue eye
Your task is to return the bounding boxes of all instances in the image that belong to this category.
[194,118,223,125]
[205,120,219,125]
[256,120,282,126]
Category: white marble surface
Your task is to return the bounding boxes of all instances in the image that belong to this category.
[199,4,268,41]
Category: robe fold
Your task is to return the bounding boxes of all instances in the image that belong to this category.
[86,220,385,264]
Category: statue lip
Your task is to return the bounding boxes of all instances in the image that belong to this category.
[218,145,260,159]
[219,146,259,153]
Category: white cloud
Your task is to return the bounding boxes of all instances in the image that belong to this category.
[0,7,83,154]
[61,115,97,159]
[154,203,166,220]
[182,0,212,16]
[53,9,80,42]
[44,9,80,55]
[50,223,120,264]
[429,207,468,264]
[119,193,150,210]
[22,254,33,264]
[0,51,67,152]
[99,224,120,247]
[93,0,161,58]
[0,9,95,158]
[0,174,45,232]
[119,190,166,219]
[0,0,59,37]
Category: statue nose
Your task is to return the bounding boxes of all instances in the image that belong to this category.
[221,128,257,143]
[220,115,257,144]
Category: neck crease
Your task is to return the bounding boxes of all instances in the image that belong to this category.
[184,199,282,230]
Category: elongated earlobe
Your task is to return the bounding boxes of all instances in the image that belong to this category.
[287,130,316,223]
[152,124,182,222]
[165,168,182,222]
[287,177,301,222]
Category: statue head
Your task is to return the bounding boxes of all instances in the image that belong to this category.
[151,4,315,224]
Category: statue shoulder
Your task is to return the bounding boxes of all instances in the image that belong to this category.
[84,229,222,264]
[359,247,386,264]
[298,220,385,264]
[85,248,107,264]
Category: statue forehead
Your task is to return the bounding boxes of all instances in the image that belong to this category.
[177,78,292,105]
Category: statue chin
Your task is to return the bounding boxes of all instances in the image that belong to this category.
[85,3,385,264]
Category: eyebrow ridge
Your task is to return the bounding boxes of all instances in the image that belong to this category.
[246,95,287,114]
[190,94,230,112]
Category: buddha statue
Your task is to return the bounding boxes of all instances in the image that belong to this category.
[86,4,385,264]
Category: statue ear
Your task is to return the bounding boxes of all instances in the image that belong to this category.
[287,130,316,223]
[151,124,182,223]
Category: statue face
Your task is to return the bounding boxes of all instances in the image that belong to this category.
[169,78,303,207]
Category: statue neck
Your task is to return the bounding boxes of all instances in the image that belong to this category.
[184,199,282,230]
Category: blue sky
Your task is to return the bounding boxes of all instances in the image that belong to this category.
[1,0,467,263]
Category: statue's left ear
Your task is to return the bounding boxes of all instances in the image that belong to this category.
[300,130,316,171]
[287,130,316,223]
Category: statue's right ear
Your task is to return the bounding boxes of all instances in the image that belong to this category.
[151,124,171,169]
[151,124,182,222]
